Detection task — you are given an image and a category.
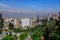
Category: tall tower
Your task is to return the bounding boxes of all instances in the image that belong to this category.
[32,11,35,21]
[47,13,50,21]
[36,15,39,22]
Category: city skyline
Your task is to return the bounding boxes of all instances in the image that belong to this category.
[0,0,60,18]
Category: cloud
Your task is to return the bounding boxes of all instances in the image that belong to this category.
[0,3,35,12]
[0,9,36,14]
[0,3,12,9]
[0,3,37,13]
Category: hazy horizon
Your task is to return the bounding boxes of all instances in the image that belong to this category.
[0,0,60,18]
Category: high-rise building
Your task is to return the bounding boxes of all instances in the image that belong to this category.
[59,12,60,16]
[21,18,30,27]
[36,15,39,22]
[59,12,60,20]
[47,13,50,21]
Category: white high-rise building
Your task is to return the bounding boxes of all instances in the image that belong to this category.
[21,18,30,27]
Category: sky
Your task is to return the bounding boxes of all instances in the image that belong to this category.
[0,0,60,18]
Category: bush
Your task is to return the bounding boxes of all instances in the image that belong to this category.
[2,35,9,40]
[13,28,23,32]
[20,32,28,40]
[31,33,40,40]
[2,35,16,40]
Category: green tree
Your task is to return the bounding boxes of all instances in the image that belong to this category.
[44,27,49,40]
[0,30,2,34]
[31,32,40,40]
[20,32,28,40]
[2,35,16,40]
[0,13,4,29]
[0,13,2,20]
[2,35,9,40]
[8,22,14,30]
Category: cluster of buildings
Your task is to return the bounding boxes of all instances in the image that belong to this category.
[0,13,59,30]
[3,17,36,30]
